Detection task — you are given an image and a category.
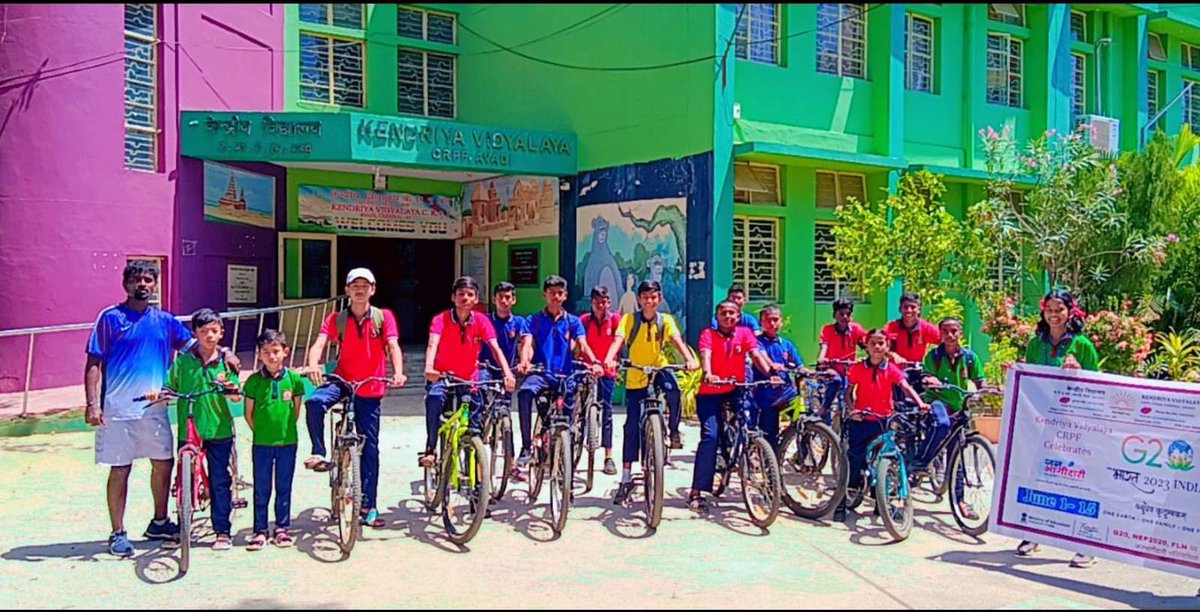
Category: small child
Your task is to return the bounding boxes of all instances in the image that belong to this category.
[243,329,306,551]
[160,308,242,550]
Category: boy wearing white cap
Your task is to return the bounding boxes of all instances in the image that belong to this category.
[303,268,406,528]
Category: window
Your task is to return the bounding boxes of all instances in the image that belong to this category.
[1185,79,1200,133]
[1185,43,1200,71]
[1071,53,1086,121]
[734,162,781,204]
[815,170,866,209]
[987,3,1024,27]
[905,13,934,92]
[733,216,780,302]
[734,4,780,64]
[986,33,1023,107]
[397,49,455,118]
[1148,33,1166,62]
[991,252,1022,298]
[124,4,158,172]
[397,5,456,44]
[813,222,859,303]
[299,4,363,29]
[299,33,364,107]
[816,3,866,78]
[1148,70,1161,125]
[1070,11,1086,43]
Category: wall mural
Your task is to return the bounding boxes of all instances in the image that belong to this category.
[575,198,687,329]
[461,176,559,239]
[203,161,276,229]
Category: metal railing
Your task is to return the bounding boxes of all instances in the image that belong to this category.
[0,296,346,417]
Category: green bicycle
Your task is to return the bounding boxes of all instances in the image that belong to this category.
[422,374,498,545]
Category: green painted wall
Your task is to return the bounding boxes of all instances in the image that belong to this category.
[453,4,716,171]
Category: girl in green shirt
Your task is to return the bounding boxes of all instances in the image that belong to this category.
[1015,289,1099,568]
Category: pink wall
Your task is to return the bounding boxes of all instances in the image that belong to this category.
[0,4,282,392]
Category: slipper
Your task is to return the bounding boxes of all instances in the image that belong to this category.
[360,509,385,529]
[213,533,233,551]
[305,455,332,472]
[273,528,294,548]
[247,532,267,551]
[417,453,437,469]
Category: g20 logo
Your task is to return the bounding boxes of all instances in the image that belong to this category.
[1122,436,1194,472]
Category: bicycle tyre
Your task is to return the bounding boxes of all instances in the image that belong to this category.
[778,422,847,520]
[928,446,949,497]
[875,456,913,542]
[643,414,665,529]
[571,405,586,472]
[741,436,781,528]
[178,453,193,574]
[443,435,490,545]
[948,434,997,537]
[529,411,545,503]
[489,414,514,502]
[335,445,362,556]
[547,429,571,534]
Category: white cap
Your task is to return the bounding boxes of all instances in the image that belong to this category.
[346,268,376,285]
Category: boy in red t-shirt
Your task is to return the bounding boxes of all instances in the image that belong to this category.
[579,286,621,475]
[816,297,866,425]
[688,300,777,513]
[884,292,940,365]
[834,328,927,522]
[420,276,516,468]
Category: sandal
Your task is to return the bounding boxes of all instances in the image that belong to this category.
[247,532,267,551]
[360,509,385,529]
[687,493,708,513]
[305,455,332,472]
[213,533,233,551]
[417,452,437,468]
[273,528,294,548]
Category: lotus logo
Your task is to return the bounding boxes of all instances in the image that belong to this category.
[1167,440,1195,472]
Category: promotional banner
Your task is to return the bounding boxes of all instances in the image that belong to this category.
[460,176,559,240]
[204,161,275,229]
[991,364,1200,579]
[297,185,460,239]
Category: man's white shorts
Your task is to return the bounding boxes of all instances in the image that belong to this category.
[94,411,174,466]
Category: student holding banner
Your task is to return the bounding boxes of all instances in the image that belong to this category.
[1014,288,1101,568]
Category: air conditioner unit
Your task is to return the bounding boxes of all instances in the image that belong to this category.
[1082,115,1120,154]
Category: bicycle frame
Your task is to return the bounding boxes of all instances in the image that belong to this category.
[437,383,478,491]
[864,414,916,500]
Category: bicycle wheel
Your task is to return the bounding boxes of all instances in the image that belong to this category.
[778,422,846,520]
[489,414,514,502]
[583,402,600,493]
[741,436,781,528]
[571,405,586,472]
[642,413,665,529]
[927,446,949,497]
[443,435,491,545]
[547,429,571,534]
[713,447,731,497]
[334,445,362,556]
[949,435,997,536]
[178,453,193,574]
[875,456,913,542]
[423,432,443,512]
[529,411,546,502]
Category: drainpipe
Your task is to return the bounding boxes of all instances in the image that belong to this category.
[1094,37,1112,116]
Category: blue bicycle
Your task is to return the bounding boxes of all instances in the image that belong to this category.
[845,406,921,542]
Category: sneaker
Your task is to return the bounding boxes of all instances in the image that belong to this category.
[832,505,847,522]
[603,458,618,476]
[360,508,385,529]
[670,432,684,450]
[1016,540,1040,556]
[612,481,635,505]
[143,518,180,541]
[1070,553,1097,568]
[517,448,532,467]
[108,531,134,558]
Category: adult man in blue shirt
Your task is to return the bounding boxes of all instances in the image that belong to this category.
[750,304,801,450]
[85,261,195,557]
[514,275,603,469]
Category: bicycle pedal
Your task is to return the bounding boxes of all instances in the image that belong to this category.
[232,498,248,509]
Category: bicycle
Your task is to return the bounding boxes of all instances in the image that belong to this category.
[135,382,240,574]
[776,365,848,520]
[616,361,687,529]
[478,363,516,503]
[422,374,497,545]
[915,383,1001,536]
[814,358,856,437]
[845,406,921,542]
[321,372,392,558]
[570,368,603,493]
[707,378,783,528]
[525,364,590,535]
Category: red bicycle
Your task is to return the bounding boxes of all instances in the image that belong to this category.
[137,382,240,574]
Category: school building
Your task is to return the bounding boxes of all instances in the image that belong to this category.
[3,3,1200,391]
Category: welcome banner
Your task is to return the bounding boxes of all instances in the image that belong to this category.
[297,185,460,239]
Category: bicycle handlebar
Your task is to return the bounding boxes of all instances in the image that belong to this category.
[438,373,505,390]
[618,360,688,374]
[323,373,395,390]
[927,382,1002,397]
[134,382,239,404]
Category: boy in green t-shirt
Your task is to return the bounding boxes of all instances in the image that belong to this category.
[160,308,242,550]
[243,329,306,551]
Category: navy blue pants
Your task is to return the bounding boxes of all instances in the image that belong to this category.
[622,373,681,464]
[424,380,482,451]
[594,376,615,449]
[186,436,233,536]
[305,383,383,511]
[750,397,789,451]
[517,373,577,452]
[691,392,732,493]
[917,400,953,467]
[846,419,886,491]
[820,373,846,426]
[252,444,296,533]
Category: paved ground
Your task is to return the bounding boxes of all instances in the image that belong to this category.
[1,414,1196,609]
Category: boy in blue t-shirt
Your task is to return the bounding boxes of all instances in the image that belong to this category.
[750,304,801,450]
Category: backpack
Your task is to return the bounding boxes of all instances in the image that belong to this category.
[628,312,667,357]
[334,306,384,343]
